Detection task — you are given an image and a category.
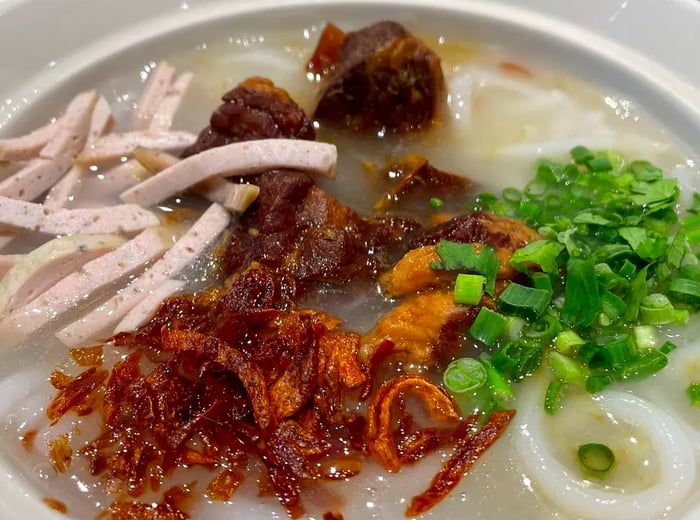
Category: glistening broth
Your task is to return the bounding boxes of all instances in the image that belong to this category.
[1,23,699,520]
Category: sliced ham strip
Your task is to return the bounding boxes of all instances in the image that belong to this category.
[76,130,196,165]
[0,255,22,278]
[150,72,194,131]
[133,146,259,212]
[0,159,64,200]
[0,92,103,202]
[40,91,99,161]
[0,196,159,235]
[0,234,125,315]
[113,279,185,334]
[133,61,176,130]
[0,227,172,345]
[43,96,114,210]
[0,121,59,162]
[57,203,230,347]
[121,139,337,207]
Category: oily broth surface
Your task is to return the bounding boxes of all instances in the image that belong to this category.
[0,23,698,520]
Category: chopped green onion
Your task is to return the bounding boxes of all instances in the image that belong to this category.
[620,350,667,380]
[586,374,613,394]
[668,278,700,305]
[523,314,562,342]
[578,443,615,474]
[639,293,676,324]
[633,325,657,350]
[561,258,601,327]
[570,145,594,164]
[548,352,588,387]
[497,283,551,321]
[454,273,484,305]
[554,330,586,356]
[491,342,542,380]
[675,309,690,325]
[544,380,565,415]
[443,358,487,394]
[530,272,554,292]
[503,316,526,341]
[687,382,700,405]
[430,197,443,208]
[483,359,516,409]
[659,341,677,355]
[469,307,507,346]
[587,156,613,172]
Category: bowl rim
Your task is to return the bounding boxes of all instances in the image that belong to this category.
[1,1,700,519]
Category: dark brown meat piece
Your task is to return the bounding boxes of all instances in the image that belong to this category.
[312,21,445,133]
[182,77,315,157]
[374,154,471,210]
[221,171,421,290]
[412,211,541,250]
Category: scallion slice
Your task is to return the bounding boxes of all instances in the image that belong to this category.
[544,380,564,415]
[443,358,487,394]
[687,382,700,405]
[577,443,615,474]
[639,293,676,324]
[483,359,516,409]
[496,283,551,321]
[453,273,485,305]
[548,352,588,387]
[469,307,507,346]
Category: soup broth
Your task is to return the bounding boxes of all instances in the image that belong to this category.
[0,22,699,520]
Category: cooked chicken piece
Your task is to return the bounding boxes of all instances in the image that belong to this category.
[57,203,230,347]
[380,244,520,298]
[132,61,176,130]
[360,290,476,366]
[120,139,336,207]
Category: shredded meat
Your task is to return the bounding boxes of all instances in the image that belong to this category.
[312,21,445,133]
[182,77,315,157]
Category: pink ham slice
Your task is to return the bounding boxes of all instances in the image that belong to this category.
[57,203,230,347]
[43,96,115,210]
[0,91,99,202]
[133,146,259,213]
[0,227,171,345]
[0,196,159,235]
[76,130,196,165]
[0,234,125,315]
[0,121,59,162]
[121,139,337,207]
[133,61,176,131]
[113,278,185,334]
[150,72,194,131]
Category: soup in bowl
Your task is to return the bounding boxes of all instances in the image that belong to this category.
[1,1,700,519]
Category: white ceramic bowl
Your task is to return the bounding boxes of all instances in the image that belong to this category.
[1,0,699,518]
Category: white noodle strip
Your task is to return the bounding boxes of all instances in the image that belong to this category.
[57,203,230,347]
[0,121,59,162]
[113,279,185,334]
[0,196,159,235]
[516,387,695,520]
[121,139,336,207]
[133,61,176,130]
[150,72,194,131]
[0,227,171,345]
[77,130,196,165]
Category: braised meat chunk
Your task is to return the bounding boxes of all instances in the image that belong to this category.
[312,21,445,133]
[182,77,315,157]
